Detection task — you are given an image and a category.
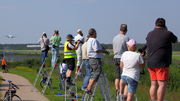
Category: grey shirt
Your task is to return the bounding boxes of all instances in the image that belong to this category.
[113,34,129,58]
[38,36,50,51]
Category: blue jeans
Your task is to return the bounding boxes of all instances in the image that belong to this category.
[82,60,91,90]
[121,76,138,94]
[41,50,48,66]
[51,47,59,67]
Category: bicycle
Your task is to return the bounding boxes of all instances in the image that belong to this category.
[3,80,22,101]
[39,69,53,88]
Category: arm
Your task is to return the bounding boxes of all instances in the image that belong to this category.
[95,49,106,53]
[139,58,145,69]
[73,40,80,50]
[120,61,124,70]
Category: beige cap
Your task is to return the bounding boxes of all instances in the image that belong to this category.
[77,29,82,32]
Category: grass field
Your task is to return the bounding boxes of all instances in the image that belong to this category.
[0,52,180,101]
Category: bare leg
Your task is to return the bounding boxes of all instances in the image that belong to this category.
[149,80,158,100]
[115,79,120,91]
[123,85,128,101]
[87,79,96,90]
[127,92,134,101]
[157,80,168,101]
[119,79,124,95]
[66,69,73,77]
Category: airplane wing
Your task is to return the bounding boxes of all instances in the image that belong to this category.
[3,35,9,38]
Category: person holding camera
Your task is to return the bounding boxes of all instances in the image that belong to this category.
[85,28,106,95]
[50,30,61,67]
[146,18,178,101]
[38,32,50,66]
[64,34,80,85]
[74,29,84,74]
[113,24,129,96]
[120,39,145,101]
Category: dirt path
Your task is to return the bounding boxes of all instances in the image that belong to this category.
[0,72,50,101]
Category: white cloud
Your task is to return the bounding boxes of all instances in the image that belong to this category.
[0,6,26,10]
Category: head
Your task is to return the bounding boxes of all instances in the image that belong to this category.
[155,18,166,28]
[85,34,90,42]
[54,30,59,35]
[77,29,83,36]
[127,39,137,51]
[88,28,97,38]
[120,24,127,34]
[62,59,66,63]
[43,32,47,37]
[66,34,74,41]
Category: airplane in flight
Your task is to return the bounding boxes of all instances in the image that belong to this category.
[4,34,17,38]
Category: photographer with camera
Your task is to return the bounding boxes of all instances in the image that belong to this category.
[84,28,106,95]
[113,24,129,96]
[38,32,50,66]
[120,39,145,101]
[146,18,178,101]
[50,30,61,67]
[74,29,84,75]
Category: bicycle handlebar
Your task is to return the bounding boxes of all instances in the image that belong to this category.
[11,83,19,89]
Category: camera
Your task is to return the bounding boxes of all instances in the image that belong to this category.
[138,44,147,57]
[101,46,110,55]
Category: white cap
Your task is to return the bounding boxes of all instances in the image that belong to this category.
[77,29,82,33]
[43,32,46,35]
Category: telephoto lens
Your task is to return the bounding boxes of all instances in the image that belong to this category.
[105,51,110,55]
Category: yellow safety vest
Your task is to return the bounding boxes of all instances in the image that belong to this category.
[64,41,77,59]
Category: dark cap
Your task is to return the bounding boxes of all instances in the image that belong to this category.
[67,34,74,39]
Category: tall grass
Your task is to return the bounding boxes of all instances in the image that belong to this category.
[3,54,180,101]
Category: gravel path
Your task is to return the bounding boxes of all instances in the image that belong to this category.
[0,72,50,101]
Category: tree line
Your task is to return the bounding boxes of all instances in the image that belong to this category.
[0,42,179,51]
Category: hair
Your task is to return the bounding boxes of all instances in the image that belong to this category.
[128,45,136,51]
[43,33,47,37]
[86,34,90,41]
[63,59,66,63]
[155,18,166,27]
[54,30,59,34]
[120,24,127,32]
[88,28,96,36]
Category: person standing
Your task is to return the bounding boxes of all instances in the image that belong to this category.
[38,32,50,66]
[81,34,91,91]
[85,28,106,95]
[50,30,61,67]
[146,18,178,101]
[113,24,129,96]
[2,57,7,73]
[64,34,80,85]
[120,39,145,101]
[74,29,84,74]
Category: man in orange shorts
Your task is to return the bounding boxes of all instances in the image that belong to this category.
[146,18,178,101]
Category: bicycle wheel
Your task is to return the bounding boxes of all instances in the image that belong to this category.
[3,95,21,101]
[3,91,9,99]
[40,79,44,88]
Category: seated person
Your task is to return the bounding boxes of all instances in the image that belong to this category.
[59,59,68,78]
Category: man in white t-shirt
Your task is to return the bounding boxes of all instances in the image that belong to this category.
[120,39,145,101]
[74,29,84,74]
[59,59,68,78]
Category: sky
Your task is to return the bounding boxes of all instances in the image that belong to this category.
[0,0,180,44]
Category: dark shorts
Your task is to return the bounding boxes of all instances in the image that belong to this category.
[114,58,122,79]
[65,58,75,71]
[2,65,5,70]
[89,58,102,82]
